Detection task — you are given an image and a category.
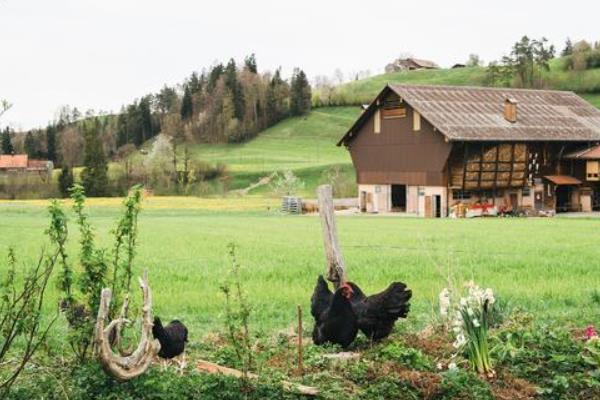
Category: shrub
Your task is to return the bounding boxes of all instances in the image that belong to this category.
[58,165,74,198]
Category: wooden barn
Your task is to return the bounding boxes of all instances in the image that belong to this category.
[338,84,600,217]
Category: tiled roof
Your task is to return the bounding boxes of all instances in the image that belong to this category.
[390,84,600,141]
[0,154,28,169]
[564,144,600,159]
[339,84,600,145]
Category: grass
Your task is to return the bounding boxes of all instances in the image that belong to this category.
[126,107,361,196]
[2,197,600,341]
[324,59,600,106]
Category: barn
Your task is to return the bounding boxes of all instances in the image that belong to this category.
[338,84,600,217]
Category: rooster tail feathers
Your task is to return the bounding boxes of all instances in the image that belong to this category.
[381,282,412,318]
[311,275,333,319]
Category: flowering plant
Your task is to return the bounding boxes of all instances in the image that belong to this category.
[441,281,496,378]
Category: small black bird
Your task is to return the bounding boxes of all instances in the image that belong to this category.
[152,317,188,371]
[311,275,358,348]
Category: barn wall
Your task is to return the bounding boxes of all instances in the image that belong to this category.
[348,99,452,186]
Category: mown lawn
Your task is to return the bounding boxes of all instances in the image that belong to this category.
[1,197,600,344]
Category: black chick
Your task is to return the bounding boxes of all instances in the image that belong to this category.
[347,281,412,341]
[152,317,188,360]
[311,275,358,348]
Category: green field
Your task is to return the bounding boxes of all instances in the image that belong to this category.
[2,197,600,340]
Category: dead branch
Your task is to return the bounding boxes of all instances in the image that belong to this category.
[94,271,160,381]
[196,360,319,396]
[317,184,347,289]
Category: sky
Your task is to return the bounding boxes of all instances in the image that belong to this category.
[0,0,598,130]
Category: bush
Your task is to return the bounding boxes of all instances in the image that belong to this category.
[58,165,74,198]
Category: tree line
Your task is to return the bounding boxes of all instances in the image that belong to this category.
[0,56,312,196]
[1,55,312,166]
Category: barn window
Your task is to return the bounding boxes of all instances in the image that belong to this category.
[413,111,421,131]
[374,110,381,134]
[522,186,531,196]
[587,161,599,181]
[452,190,471,200]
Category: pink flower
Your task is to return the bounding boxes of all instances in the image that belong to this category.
[585,325,598,340]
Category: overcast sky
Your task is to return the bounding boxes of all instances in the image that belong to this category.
[1,0,598,130]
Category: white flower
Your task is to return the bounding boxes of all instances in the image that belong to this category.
[439,288,451,316]
[467,307,474,317]
[459,298,468,307]
[472,318,480,328]
[448,362,457,371]
[484,288,495,305]
[437,362,443,370]
[453,333,466,349]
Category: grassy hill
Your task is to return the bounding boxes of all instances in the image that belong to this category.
[326,59,600,106]
[127,61,600,198]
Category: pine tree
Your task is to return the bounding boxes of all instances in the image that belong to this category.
[244,53,258,73]
[224,59,245,120]
[266,69,290,124]
[81,118,109,196]
[1,127,14,154]
[58,164,74,198]
[562,38,574,57]
[290,69,312,116]
[180,85,194,121]
[207,63,224,92]
[46,125,57,162]
[139,96,155,144]
[24,131,36,157]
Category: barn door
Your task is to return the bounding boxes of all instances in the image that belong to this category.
[424,196,433,218]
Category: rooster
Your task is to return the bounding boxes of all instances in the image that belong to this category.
[152,317,188,372]
[310,275,358,348]
[347,281,412,341]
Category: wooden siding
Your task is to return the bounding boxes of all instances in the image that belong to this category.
[348,99,452,186]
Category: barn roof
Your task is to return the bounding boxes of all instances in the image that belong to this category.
[0,154,28,169]
[564,144,600,159]
[406,58,438,69]
[338,84,600,145]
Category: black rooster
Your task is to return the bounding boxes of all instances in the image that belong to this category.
[152,317,188,371]
[311,275,358,348]
[347,281,412,341]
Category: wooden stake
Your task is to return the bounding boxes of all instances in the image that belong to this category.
[317,184,347,289]
[196,360,319,396]
[297,305,303,376]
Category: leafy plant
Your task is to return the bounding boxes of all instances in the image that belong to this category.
[220,243,254,383]
[0,248,58,398]
[49,184,144,362]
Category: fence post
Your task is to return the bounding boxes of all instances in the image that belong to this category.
[317,184,347,289]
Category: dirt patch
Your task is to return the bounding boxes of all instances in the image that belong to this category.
[489,370,537,400]
[404,332,454,359]
[379,362,442,399]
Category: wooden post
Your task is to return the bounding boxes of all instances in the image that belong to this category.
[317,184,347,289]
[297,305,303,376]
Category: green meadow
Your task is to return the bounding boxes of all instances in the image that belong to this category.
[2,197,600,341]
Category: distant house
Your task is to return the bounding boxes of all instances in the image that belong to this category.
[0,154,53,176]
[451,63,466,69]
[385,58,439,73]
[338,84,600,217]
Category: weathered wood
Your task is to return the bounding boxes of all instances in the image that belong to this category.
[196,360,319,396]
[317,185,347,289]
[94,270,160,381]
